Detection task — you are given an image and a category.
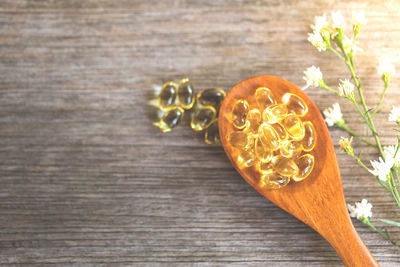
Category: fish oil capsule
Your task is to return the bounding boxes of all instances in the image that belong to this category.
[255,87,276,109]
[244,109,262,135]
[271,123,287,141]
[229,132,254,150]
[273,155,299,177]
[302,121,316,152]
[280,140,302,158]
[282,93,308,117]
[262,104,288,124]
[238,150,257,167]
[177,78,195,109]
[281,114,305,141]
[191,106,216,131]
[205,119,220,145]
[258,123,280,151]
[197,88,226,111]
[260,172,290,189]
[293,154,315,181]
[154,106,184,132]
[258,161,274,174]
[255,138,273,162]
[158,82,177,110]
[232,99,249,129]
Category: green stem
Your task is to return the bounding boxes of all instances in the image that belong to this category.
[340,124,377,147]
[372,82,389,117]
[327,46,345,61]
[365,220,400,247]
[319,82,339,95]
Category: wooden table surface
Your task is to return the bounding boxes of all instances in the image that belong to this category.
[0,0,399,266]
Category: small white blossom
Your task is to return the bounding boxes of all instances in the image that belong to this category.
[342,35,363,54]
[352,11,366,31]
[307,31,327,52]
[378,60,396,83]
[303,65,323,87]
[348,199,372,221]
[389,106,400,123]
[323,103,344,127]
[331,11,346,30]
[383,145,400,167]
[311,13,329,33]
[369,157,394,182]
[338,79,355,97]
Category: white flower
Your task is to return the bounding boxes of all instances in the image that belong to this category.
[331,11,346,30]
[342,35,363,54]
[348,199,372,221]
[378,60,396,83]
[307,31,327,52]
[311,13,329,33]
[369,157,394,182]
[389,106,400,122]
[383,145,400,167]
[352,11,366,31]
[338,79,355,97]
[303,65,323,87]
[323,103,344,127]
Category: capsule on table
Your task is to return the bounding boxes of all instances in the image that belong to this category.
[280,139,302,158]
[271,122,287,141]
[282,93,308,117]
[237,150,257,168]
[260,172,290,189]
[302,121,316,152]
[177,78,195,110]
[293,154,315,181]
[255,87,276,110]
[244,109,262,135]
[197,88,226,112]
[232,99,249,129]
[255,138,273,162]
[258,161,274,174]
[228,132,254,151]
[273,155,299,177]
[158,82,177,110]
[191,106,216,131]
[154,106,184,132]
[205,119,220,145]
[262,104,288,124]
[258,123,280,151]
[281,114,305,141]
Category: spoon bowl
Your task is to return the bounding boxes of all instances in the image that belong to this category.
[219,75,379,267]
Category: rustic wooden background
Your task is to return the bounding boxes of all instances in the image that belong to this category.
[0,0,399,266]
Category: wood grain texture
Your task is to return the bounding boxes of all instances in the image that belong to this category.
[0,0,399,266]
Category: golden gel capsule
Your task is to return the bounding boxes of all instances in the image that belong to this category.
[229,132,254,150]
[260,172,290,189]
[282,93,308,117]
[158,82,177,110]
[280,140,302,158]
[177,78,195,109]
[232,99,249,129]
[258,123,280,151]
[205,119,220,145]
[238,150,257,167]
[197,88,226,111]
[273,155,299,177]
[262,104,288,124]
[271,123,287,141]
[258,161,274,174]
[281,114,305,141]
[255,138,273,162]
[293,154,315,181]
[302,121,316,152]
[255,87,276,110]
[191,106,216,131]
[244,109,262,135]
[155,106,184,132]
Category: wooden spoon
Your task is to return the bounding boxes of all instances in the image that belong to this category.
[218,75,379,267]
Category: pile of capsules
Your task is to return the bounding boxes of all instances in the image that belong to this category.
[229,87,316,189]
[154,78,226,145]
